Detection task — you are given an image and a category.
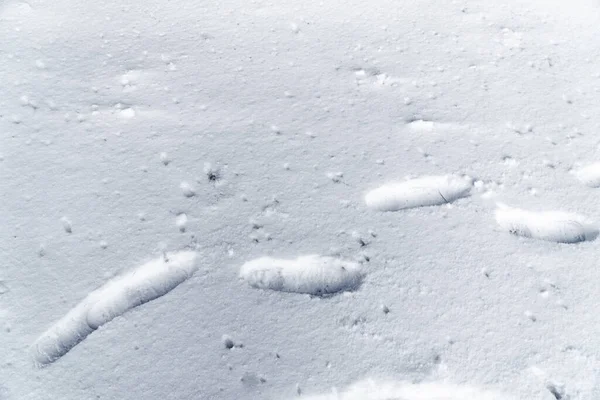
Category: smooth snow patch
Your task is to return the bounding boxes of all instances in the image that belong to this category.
[119,108,136,118]
[365,175,472,211]
[407,119,436,132]
[298,379,512,400]
[31,251,199,366]
[406,120,461,133]
[239,255,363,295]
[495,205,598,243]
[575,162,600,187]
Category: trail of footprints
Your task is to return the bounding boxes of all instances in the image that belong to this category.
[31,151,600,398]
[364,172,598,243]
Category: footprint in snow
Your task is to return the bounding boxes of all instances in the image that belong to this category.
[239,255,363,296]
[574,162,600,188]
[495,204,598,244]
[365,174,472,211]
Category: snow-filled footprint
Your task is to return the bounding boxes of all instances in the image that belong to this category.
[495,205,598,243]
[239,255,363,295]
[296,379,513,400]
[365,175,472,211]
[575,162,600,187]
[30,251,199,366]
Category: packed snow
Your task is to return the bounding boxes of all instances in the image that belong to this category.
[239,255,363,295]
[365,175,472,211]
[574,162,600,188]
[495,205,598,244]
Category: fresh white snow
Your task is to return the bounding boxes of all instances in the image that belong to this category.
[298,379,512,400]
[4,0,600,398]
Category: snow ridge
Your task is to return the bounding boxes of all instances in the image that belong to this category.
[239,255,363,295]
[495,205,598,243]
[31,251,199,366]
[365,175,472,211]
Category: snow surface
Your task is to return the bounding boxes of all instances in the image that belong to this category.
[5,0,600,398]
[297,379,512,400]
